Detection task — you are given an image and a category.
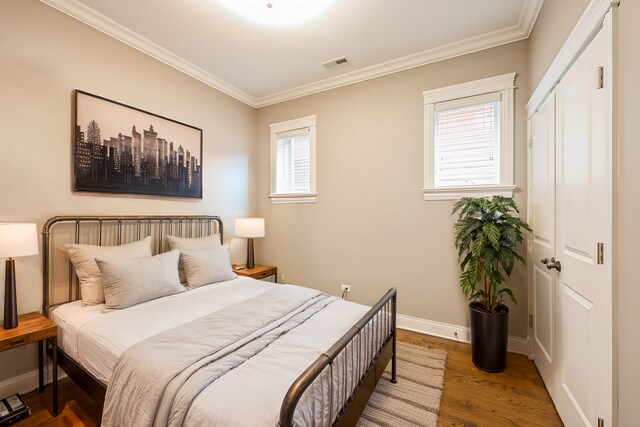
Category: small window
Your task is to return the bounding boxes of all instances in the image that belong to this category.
[269,115,317,204]
[423,73,516,201]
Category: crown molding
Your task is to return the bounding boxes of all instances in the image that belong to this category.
[41,0,543,109]
[254,25,527,107]
[518,0,545,37]
[40,0,255,106]
[254,0,543,108]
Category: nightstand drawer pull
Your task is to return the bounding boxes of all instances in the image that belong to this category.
[10,339,25,346]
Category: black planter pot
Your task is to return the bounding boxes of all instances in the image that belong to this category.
[469,302,509,373]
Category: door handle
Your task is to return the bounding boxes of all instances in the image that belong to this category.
[541,257,561,271]
[545,257,562,272]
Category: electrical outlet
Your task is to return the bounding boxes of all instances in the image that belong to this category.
[280,273,286,282]
[340,284,351,293]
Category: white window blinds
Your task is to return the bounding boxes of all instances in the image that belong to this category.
[276,130,311,193]
[434,93,501,188]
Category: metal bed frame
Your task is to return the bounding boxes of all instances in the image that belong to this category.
[42,215,396,426]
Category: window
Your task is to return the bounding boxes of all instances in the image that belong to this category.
[269,115,317,204]
[423,73,516,201]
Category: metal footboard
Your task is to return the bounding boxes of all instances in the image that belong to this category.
[279,288,397,427]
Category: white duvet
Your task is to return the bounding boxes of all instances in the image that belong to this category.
[51,277,372,426]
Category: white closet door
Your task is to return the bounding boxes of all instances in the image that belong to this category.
[554,14,612,427]
[528,92,556,395]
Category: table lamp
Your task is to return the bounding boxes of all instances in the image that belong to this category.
[0,223,39,329]
[235,218,265,269]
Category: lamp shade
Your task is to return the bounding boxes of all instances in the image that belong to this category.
[0,223,39,258]
[235,218,265,238]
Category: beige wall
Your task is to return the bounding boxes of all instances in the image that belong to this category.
[256,41,530,339]
[529,0,640,424]
[528,0,590,94]
[614,1,640,425]
[6,1,636,422]
[0,1,257,382]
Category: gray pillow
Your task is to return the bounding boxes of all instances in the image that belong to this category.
[66,236,153,306]
[96,249,184,309]
[166,234,221,284]
[180,244,237,288]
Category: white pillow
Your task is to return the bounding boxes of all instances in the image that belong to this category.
[166,234,222,283]
[166,234,221,249]
[180,244,237,288]
[96,249,184,309]
[66,236,153,305]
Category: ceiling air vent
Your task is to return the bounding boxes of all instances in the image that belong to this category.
[321,56,349,69]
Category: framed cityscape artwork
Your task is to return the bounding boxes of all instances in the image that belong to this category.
[74,90,203,198]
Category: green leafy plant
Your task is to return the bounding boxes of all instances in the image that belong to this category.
[452,196,531,313]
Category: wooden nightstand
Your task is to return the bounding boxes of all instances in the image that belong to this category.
[234,265,278,282]
[0,312,58,416]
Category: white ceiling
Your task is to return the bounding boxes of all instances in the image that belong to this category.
[41,0,543,107]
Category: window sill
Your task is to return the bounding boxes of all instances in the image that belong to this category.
[422,185,516,201]
[269,193,317,204]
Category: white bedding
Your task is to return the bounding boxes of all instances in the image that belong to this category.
[51,277,373,426]
[52,276,277,383]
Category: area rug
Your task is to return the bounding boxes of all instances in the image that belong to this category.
[357,342,447,427]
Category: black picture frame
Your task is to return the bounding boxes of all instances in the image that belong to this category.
[74,90,203,199]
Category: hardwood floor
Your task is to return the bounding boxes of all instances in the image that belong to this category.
[15,378,100,427]
[16,330,562,426]
[398,330,563,426]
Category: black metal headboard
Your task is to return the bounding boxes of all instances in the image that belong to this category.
[42,215,223,317]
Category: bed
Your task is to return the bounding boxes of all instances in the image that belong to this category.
[41,215,397,426]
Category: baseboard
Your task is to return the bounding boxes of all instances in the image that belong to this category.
[507,335,532,356]
[0,367,66,399]
[397,314,532,356]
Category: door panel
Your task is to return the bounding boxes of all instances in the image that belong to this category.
[560,286,593,422]
[554,14,612,426]
[528,92,556,391]
[533,266,553,362]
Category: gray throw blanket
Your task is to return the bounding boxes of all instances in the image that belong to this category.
[102,286,336,427]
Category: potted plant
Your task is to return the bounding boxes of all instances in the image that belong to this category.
[452,196,531,372]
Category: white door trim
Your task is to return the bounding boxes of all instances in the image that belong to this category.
[526,0,619,118]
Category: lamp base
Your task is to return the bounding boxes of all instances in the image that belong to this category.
[246,238,255,270]
[3,258,17,329]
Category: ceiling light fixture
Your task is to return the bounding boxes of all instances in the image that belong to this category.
[217,0,335,27]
